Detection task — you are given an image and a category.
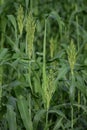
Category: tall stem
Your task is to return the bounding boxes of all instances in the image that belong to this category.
[71,105,73,130]
[30,0,33,12]
[75,4,79,50]
[45,109,48,130]
[43,20,49,130]
[70,74,75,130]
[78,90,80,112]
[43,19,47,108]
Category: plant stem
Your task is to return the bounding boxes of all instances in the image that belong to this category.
[28,62,33,91]
[71,105,74,130]
[77,90,80,117]
[43,19,47,82]
[30,0,33,12]
[43,19,47,108]
[75,4,79,50]
[45,109,48,130]
[28,94,33,130]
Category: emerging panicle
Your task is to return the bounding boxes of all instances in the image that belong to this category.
[67,39,77,75]
[25,12,36,59]
[47,69,56,109]
[43,69,56,110]
[17,5,24,36]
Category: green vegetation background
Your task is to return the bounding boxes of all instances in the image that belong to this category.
[0,0,87,130]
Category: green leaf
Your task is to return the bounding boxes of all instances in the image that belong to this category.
[6,35,15,46]
[84,58,87,65]
[7,15,17,33]
[17,95,33,130]
[49,11,64,39]
[0,48,8,60]
[49,109,66,118]
[6,35,19,52]
[7,15,17,40]
[6,105,17,130]
[25,0,29,10]
[76,74,87,96]
[33,109,46,130]
[69,75,75,103]
[69,85,75,104]
[56,65,68,80]
[53,117,63,130]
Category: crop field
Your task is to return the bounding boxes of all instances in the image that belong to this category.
[0,0,87,130]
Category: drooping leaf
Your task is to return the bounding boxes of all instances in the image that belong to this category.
[7,14,18,41]
[53,117,63,130]
[33,109,46,129]
[56,65,68,81]
[7,15,17,34]
[48,109,66,118]
[49,11,64,39]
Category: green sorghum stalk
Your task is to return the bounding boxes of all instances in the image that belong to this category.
[50,37,54,58]
[17,5,24,36]
[67,40,77,129]
[25,12,36,59]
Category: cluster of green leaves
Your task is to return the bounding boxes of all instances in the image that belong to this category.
[0,0,87,130]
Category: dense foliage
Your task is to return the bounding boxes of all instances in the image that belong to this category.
[0,0,87,130]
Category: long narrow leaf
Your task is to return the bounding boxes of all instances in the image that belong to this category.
[6,105,17,130]
[53,117,63,130]
[17,95,32,130]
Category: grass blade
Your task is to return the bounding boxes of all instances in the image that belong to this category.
[6,105,17,130]
[17,95,33,130]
